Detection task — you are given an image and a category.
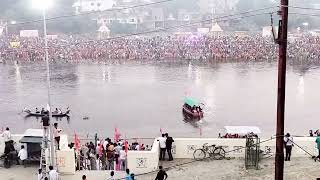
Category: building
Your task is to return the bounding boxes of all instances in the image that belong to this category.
[73,0,115,13]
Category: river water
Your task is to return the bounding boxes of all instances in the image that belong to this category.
[0,60,319,138]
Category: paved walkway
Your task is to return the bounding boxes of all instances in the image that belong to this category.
[1,158,320,179]
[0,167,126,180]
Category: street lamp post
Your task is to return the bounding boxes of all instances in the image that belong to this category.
[32,0,56,169]
[43,7,56,169]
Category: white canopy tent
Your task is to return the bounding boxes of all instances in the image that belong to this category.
[224,126,261,135]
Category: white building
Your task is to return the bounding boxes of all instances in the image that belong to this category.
[73,0,115,13]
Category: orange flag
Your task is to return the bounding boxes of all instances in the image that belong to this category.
[114,127,121,142]
[74,131,81,150]
[124,134,129,154]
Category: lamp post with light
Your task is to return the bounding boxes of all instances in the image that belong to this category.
[32,0,56,169]
[302,22,309,31]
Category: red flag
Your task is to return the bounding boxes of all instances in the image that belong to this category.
[98,142,103,156]
[74,131,81,150]
[114,127,121,142]
[124,141,129,154]
[138,138,142,151]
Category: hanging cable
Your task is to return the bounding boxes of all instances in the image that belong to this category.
[10,0,176,26]
[3,10,276,52]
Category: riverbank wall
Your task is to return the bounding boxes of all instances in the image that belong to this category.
[1,131,318,175]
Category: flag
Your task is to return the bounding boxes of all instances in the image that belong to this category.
[74,131,81,150]
[46,104,51,111]
[98,142,103,156]
[138,138,142,151]
[124,134,129,154]
[114,127,121,142]
[160,127,163,134]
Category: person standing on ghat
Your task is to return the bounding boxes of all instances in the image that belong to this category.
[158,134,167,161]
[1,127,11,147]
[284,133,293,161]
[53,123,62,150]
[165,133,174,161]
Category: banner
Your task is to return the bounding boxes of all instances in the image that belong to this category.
[20,30,39,37]
[10,41,20,48]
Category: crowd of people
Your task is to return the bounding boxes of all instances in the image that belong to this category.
[74,137,150,171]
[1,34,320,62]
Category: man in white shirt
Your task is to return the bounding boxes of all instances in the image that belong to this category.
[2,127,11,144]
[2,127,12,154]
[103,139,109,150]
[119,146,126,171]
[18,145,28,167]
[158,134,167,161]
[48,165,59,180]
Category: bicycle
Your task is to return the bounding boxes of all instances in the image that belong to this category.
[193,143,226,160]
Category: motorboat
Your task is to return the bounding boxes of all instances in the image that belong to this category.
[182,97,204,119]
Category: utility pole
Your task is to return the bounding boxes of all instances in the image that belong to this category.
[275,0,289,180]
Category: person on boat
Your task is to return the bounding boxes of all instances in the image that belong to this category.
[58,109,62,114]
[40,108,45,114]
[54,108,59,114]
[35,108,40,113]
[192,106,197,113]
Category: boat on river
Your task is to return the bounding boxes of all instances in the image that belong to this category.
[182,97,204,119]
[23,108,70,117]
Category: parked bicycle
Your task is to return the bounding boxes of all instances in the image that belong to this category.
[193,143,226,160]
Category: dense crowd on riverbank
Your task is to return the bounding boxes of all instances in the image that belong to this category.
[76,137,148,171]
[1,34,320,62]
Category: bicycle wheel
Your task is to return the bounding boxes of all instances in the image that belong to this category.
[212,147,226,160]
[193,149,206,160]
